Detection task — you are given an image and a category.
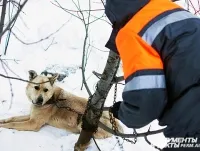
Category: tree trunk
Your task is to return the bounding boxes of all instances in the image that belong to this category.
[74,50,120,151]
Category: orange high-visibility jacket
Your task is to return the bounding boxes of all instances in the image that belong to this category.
[105,0,200,137]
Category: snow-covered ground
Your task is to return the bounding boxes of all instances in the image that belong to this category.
[0,0,198,151]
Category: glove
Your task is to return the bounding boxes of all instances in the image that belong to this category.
[110,101,122,119]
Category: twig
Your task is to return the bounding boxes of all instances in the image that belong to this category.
[1,58,20,63]
[51,0,82,20]
[4,0,18,55]
[10,0,21,10]
[50,3,104,13]
[68,0,92,95]
[85,35,92,67]
[188,0,199,15]
[52,0,110,25]
[0,60,14,109]
[1,59,21,77]
[98,121,165,138]
[0,0,28,39]
[0,73,50,84]
[92,71,101,79]
[0,0,8,42]
[88,44,109,52]
[11,19,71,45]
[43,37,57,51]
[92,71,124,82]
[144,126,162,151]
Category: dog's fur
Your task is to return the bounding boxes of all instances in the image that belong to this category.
[0,70,123,150]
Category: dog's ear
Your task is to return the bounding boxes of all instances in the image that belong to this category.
[48,73,59,85]
[28,70,38,80]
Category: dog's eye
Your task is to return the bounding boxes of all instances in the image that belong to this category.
[44,88,48,92]
[34,86,40,90]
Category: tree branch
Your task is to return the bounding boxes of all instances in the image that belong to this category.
[0,0,7,42]
[11,19,70,45]
[0,0,28,39]
[0,59,14,109]
[93,71,124,83]
[0,72,50,84]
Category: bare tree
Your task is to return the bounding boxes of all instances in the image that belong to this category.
[52,0,107,95]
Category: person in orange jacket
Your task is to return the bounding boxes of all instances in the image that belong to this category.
[106,0,200,150]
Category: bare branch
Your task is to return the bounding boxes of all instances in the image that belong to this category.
[67,0,93,95]
[52,0,110,25]
[0,0,8,41]
[113,76,124,83]
[98,122,165,138]
[144,126,162,151]
[1,58,20,63]
[43,37,57,51]
[51,0,82,20]
[52,8,104,13]
[0,59,14,109]
[0,0,28,39]
[87,13,111,25]
[1,59,21,77]
[88,44,109,52]
[11,19,70,45]
[93,71,124,83]
[0,72,50,84]
[92,71,101,79]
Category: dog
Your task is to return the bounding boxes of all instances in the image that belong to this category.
[0,70,123,150]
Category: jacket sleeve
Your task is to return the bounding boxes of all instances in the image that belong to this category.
[116,30,167,128]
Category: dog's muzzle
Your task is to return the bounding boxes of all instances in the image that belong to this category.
[32,100,42,106]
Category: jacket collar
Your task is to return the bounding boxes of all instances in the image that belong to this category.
[105,0,150,28]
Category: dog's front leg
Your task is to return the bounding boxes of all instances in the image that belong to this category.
[0,119,44,131]
[0,115,30,123]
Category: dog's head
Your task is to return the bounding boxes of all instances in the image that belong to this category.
[26,70,59,106]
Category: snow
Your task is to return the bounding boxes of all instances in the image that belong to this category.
[0,0,197,151]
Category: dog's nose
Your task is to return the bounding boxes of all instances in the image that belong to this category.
[36,96,43,104]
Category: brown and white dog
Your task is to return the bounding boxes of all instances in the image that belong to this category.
[0,70,123,150]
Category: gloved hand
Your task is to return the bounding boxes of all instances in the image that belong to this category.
[110,101,122,119]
